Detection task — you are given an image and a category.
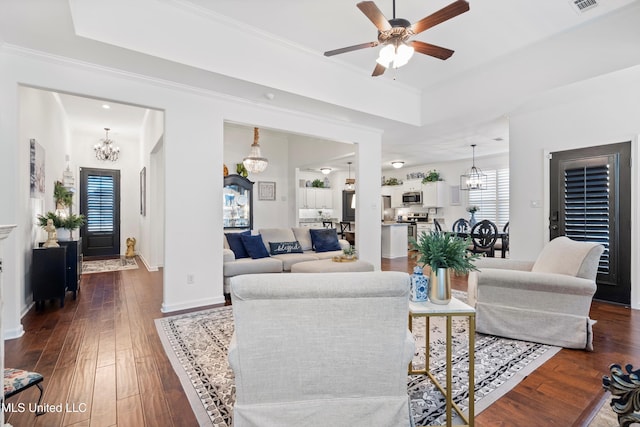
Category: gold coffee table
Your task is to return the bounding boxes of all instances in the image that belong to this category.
[409,297,476,427]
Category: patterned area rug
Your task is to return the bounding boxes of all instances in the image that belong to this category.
[81,257,138,274]
[155,292,560,427]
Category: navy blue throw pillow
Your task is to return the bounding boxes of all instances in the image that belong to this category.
[269,241,303,255]
[309,228,341,253]
[240,234,270,259]
[225,230,250,259]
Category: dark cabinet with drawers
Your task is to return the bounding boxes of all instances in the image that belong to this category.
[32,240,81,310]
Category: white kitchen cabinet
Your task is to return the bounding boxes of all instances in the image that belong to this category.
[416,223,432,236]
[299,222,323,228]
[381,186,392,196]
[297,188,333,209]
[314,188,333,209]
[403,179,422,192]
[390,186,404,208]
[422,181,447,208]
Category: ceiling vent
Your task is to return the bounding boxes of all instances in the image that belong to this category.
[569,0,599,14]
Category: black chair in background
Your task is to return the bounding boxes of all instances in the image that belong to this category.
[452,218,471,233]
[322,221,333,229]
[433,218,442,232]
[469,219,499,257]
[493,221,509,258]
[339,221,351,239]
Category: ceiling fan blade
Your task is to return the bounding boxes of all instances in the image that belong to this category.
[372,63,386,77]
[324,41,379,57]
[410,0,469,35]
[357,1,392,32]
[410,40,455,60]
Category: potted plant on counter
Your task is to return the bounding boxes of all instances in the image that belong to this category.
[411,231,480,304]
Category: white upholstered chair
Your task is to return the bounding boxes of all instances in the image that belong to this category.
[467,236,604,350]
[228,271,415,427]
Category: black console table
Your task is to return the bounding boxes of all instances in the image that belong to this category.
[32,239,81,310]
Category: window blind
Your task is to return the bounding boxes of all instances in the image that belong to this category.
[563,164,610,273]
[468,168,510,229]
[86,174,115,233]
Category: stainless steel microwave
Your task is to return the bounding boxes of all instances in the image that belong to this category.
[402,191,422,205]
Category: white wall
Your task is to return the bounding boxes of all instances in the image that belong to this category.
[509,65,640,309]
[142,109,165,270]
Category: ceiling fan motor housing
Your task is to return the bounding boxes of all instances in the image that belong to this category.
[378,18,412,43]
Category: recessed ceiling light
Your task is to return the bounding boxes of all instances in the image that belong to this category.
[391,161,404,169]
[102,104,111,109]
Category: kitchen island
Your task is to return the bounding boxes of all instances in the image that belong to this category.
[381,223,408,259]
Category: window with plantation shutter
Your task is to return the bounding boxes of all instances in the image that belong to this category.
[80,168,120,257]
[563,164,610,273]
[468,168,509,229]
[86,175,115,233]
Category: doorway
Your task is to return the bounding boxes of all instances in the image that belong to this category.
[549,142,631,304]
[80,167,121,257]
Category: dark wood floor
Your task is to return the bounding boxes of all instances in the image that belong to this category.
[4,255,638,426]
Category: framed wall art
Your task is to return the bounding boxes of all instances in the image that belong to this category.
[258,181,276,201]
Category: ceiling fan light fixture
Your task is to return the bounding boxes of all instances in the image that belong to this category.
[393,43,414,68]
[376,42,414,69]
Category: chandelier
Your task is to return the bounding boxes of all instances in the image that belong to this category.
[94,128,120,161]
[243,127,268,173]
[345,161,355,190]
[460,144,487,190]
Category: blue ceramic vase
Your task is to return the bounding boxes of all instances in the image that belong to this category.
[410,266,429,302]
[469,212,477,227]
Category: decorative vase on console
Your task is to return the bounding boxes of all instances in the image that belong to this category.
[410,266,429,302]
[469,211,477,227]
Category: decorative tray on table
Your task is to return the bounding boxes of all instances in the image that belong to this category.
[332,255,358,262]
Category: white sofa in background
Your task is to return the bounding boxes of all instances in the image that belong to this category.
[468,236,604,350]
[223,227,350,294]
[228,271,415,427]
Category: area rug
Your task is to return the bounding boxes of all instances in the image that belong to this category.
[81,257,138,274]
[155,292,560,427]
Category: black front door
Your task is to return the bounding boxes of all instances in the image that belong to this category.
[80,167,121,257]
[549,142,631,304]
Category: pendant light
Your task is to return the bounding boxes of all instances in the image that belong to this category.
[345,161,355,190]
[243,127,268,174]
[460,144,487,190]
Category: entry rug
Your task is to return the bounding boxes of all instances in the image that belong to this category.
[155,292,560,427]
[82,257,138,274]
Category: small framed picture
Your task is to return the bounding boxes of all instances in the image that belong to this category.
[258,181,276,201]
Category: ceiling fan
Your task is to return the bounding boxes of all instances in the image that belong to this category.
[324,0,470,76]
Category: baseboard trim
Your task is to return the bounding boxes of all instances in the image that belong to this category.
[138,254,159,272]
[161,296,225,313]
[4,324,25,340]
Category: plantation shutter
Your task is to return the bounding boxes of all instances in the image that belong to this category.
[86,174,115,233]
[563,164,610,273]
[468,168,510,229]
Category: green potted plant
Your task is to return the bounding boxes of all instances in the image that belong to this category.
[37,212,85,241]
[311,179,324,188]
[410,231,480,304]
[421,170,441,183]
[53,180,73,209]
[342,245,357,260]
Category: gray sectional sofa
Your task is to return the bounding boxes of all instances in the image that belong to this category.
[223,227,350,294]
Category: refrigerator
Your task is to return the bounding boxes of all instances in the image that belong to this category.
[381,196,393,221]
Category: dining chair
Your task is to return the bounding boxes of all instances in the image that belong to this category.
[433,218,442,232]
[493,221,509,258]
[452,218,471,233]
[339,221,351,239]
[322,220,333,229]
[469,220,499,257]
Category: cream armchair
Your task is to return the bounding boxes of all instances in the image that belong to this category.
[468,236,604,350]
[228,271,415,427]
